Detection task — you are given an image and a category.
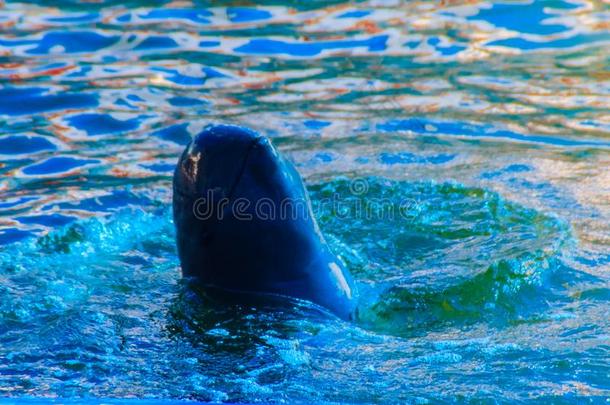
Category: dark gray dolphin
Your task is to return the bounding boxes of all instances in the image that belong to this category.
[172,124,357,320]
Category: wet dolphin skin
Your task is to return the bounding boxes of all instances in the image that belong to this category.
[173,124,357,320]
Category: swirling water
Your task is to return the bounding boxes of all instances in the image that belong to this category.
[0,0,609,402]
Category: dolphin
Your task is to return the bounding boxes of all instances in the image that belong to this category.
[172,124,357,320]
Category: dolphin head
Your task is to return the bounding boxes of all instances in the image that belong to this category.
[173,124,356,319]
[173,124,317,279]
[173,124,309,211]
[173,124,261,202]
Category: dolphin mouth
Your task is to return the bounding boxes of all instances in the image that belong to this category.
[223,136,265,200]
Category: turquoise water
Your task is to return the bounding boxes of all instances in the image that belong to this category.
[1,0,609,402]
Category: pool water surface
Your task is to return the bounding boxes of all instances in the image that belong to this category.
[0,0,609,402]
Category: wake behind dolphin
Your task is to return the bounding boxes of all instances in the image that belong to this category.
[173,124,357,320]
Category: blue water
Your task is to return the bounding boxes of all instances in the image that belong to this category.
[1,0,609,402]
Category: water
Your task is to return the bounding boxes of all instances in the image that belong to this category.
[0,0,609,402]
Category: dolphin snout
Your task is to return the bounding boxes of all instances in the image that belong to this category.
[175,125,265,199]
[193,124,260,149]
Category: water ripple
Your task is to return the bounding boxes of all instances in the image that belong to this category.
[1,0,609,402]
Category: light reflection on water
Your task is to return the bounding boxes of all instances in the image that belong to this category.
[0,0,609,402]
